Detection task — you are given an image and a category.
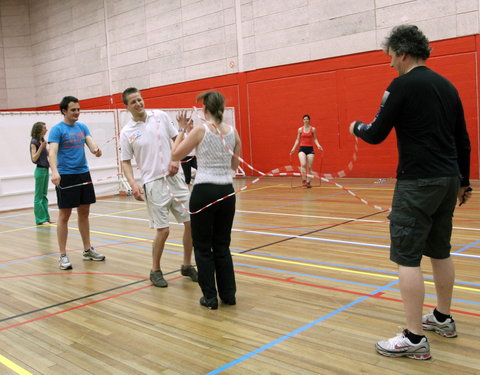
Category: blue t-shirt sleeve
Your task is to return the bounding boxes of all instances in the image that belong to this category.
[48,125,62,144]
[78,122,91,137]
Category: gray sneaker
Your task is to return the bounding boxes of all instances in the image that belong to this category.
[59,254,72,270]
[181,265,198,282]
[83,247,105,261]
[422,311,457,338]
[150,270,168,287]
[375,330,431,360]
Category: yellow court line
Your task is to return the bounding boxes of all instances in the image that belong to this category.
[0,206,147,235]
[353,187,394,191]
[87,227,182,248]
[1,208,476,292]
[88,206,147,218]
[0,354,32,375]
[0,224,44,234]
[234,252,479,293]
[275,184,394,191]
[238,184,284,193]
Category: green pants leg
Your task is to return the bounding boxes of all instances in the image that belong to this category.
[34,167,50,224]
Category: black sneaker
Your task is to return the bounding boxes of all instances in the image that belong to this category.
[200,296,218,310]
[150,270,168,287]
[181,265,198,282]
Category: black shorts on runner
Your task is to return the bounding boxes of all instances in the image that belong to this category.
[299,146,314,155]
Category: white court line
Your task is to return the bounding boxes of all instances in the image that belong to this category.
[85,203,480,232]
[99,198,145,205]
[87,212,480,259]
[236,209,480,231]
[0,212,32,219]
[237,209,386,223]
[95,200,479,231]
[90,213,148,222]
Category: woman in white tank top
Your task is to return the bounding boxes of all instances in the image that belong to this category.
[172,91,242,310]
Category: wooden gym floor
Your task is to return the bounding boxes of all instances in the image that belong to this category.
[0,177,479,375]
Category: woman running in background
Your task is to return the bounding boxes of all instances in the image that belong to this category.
[290,114,323,188]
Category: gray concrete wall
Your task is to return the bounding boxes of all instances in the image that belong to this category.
[0,0,478,108]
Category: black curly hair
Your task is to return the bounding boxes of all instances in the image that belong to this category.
[382,25,431,60]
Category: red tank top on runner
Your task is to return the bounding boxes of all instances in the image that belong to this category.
[300,127,314,147]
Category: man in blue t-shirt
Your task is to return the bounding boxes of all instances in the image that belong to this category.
[48,96,105,270]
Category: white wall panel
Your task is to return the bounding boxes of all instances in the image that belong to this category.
[183,27,226,51]
[252,0,308,18]
[148,39,183,60]
[184,58,227,80]
[376,0,456,28]
[182,11,226,35]
[253,8,308,35]
[310,30,377,60]
[255,44,311,69]
[110,61,150,93]
[404,16,458,42]
[456,0,478,13]
[457,11,479,35]
[146,8,182,31]
[181,0,226,21]
[310,11,375,41]
[110,48,148,70]
[150,67,185,86]
[146,23,182,44]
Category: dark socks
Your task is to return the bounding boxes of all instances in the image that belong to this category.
[404,329,425,344]
[433,307,453,323]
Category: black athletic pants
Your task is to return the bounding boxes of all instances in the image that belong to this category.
[189,183,236,300]
[181,156,197,184]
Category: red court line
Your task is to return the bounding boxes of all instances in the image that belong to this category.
[0,240,147,264]
[236,270,480,318]
[0,272,148,280]
[0,275,183,332]
[2,270,478,334]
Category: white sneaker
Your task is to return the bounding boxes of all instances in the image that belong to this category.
[375,330,431,360]
[422,311,457,338]
[82,247,105,261]
[59,254,72,270]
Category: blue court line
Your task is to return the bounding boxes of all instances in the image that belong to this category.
[453,239,480,254]
[235,262,380,288]
[207,279,400,374]
[3,224,479,290]
[6,224,478,289]
[390,290,480,306]
[236,250,480,287]
[232,222,476,249]
[236,250,397,275]
[0,239,124,267]
[235,263,480,304]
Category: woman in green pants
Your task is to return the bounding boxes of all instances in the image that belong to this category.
[30,122,53,225]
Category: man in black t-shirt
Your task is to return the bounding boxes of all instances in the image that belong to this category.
[350,25,472,360]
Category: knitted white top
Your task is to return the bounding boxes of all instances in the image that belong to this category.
[194,123,235,185]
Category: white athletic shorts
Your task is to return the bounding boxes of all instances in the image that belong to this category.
[144,174,190,229]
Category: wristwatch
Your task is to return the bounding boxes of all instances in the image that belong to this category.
[178,128,185,132]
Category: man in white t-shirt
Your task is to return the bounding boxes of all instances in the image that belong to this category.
[120,87,197,287]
